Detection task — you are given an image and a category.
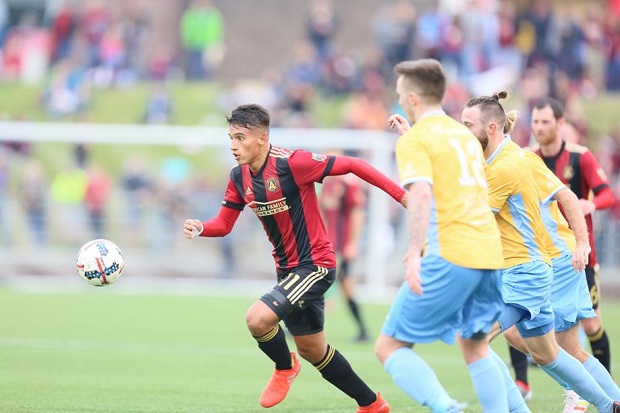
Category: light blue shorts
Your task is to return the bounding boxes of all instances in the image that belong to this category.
[381,255,503,345]
[551,254,596,332]
[501,260,555,336]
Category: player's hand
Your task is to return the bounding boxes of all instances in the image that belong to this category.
[387,114,411,136]
[403,249,423,295]
[400,192,408,208]
[184,219,203,239]
[343,243,359,260]
[571,242,591,272]
[578,199,595,216]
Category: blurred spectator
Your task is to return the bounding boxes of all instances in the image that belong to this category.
[2,11,53,84]
[121,155,152,245]
[152,157,191,251]
[119,1,149,78]
[43,58,90,118]
[146,43,176,82]
[81,0,111,69]
[0,0,8,47]
[21,159,47,246]
[49,1,76,64]
[373,0,416,81]
[180,0,225,80]
[305,0,338,62]
[458,0,499,82]
[416,3,448,60]
[50,163,87,244]
[142,83,173,124]
[84,164,111,239]
[0,148,10,245]
[342,89,388,131]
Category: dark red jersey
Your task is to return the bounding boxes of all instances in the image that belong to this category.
[220,146,405,272]
[535,141,612,266]
[319,175,366,253]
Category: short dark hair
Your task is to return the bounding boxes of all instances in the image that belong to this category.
[533,97,564,120]
[227,104,271,130]
[394,59,446,104]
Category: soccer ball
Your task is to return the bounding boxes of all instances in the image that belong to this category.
[76,239,125,286]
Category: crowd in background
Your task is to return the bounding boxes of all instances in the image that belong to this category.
[0,0,620,267]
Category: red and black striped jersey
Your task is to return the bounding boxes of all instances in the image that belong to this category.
[222,146,338,272]
[534,140,611,266]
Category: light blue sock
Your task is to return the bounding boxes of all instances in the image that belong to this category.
[468,355,508,412]
[539,348,613,412]
[488,348,531,413]
[384,347,454,410]
[584,355,620,400]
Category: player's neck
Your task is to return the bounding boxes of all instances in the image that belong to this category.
[484,133,505,160]
[539,139,563,158]
[249,149,269,174]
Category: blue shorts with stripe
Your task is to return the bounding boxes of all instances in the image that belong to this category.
[501,260,554,334]
[551,254,596,332]
[380,255,503,345]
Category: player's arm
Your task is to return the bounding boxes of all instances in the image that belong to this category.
[184,174,244,239]
[553,188,590,270]
[580,151,615,215]
[403,181,431,295]
[184,206,241,239]
[328,156,407,206]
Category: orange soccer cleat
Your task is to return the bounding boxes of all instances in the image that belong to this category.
[259,352,301,408]
[356,392,390,413]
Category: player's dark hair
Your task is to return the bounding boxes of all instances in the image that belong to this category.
[227,104,271,130]
[533,97,564,120]
[465,91,519,133]
[394,59,446,104]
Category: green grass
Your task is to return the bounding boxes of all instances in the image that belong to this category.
[0,289,618,412]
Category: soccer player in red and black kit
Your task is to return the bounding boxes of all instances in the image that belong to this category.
[184,104,406,412]
[532,98,615,373]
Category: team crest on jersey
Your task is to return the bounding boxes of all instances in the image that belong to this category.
[563,165,574,180]
[266,177,280,192]
[312,153,327,162]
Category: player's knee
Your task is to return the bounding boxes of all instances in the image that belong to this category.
[245,308,275,336]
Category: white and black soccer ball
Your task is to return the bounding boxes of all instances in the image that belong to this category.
[76,239,125,286]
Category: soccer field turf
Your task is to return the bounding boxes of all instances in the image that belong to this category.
[0,288,618,412]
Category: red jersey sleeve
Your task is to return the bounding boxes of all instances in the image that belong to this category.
[288,150,335,185]
[221,176,246,211]
[581,150,610,195]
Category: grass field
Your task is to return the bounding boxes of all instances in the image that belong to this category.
[1,288,619,412]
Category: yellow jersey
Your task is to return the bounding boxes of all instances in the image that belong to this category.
[396,111,503,269]
[485,137,550,268]
[525,151,576,258]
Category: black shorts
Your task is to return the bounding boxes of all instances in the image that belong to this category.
[585,264,601,310]
[260,265,336,336]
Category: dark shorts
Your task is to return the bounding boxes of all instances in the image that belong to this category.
[585,264,601,310]
[260,265,336,336]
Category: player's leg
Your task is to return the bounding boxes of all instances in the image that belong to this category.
[281,265,387,411]
[294,332,387,411]
[581,265,612,373]
[338,259,368,341]
[557,326,620,400]
[375,256,479,413]
[521,323,616,412]
[459,268,509,412]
